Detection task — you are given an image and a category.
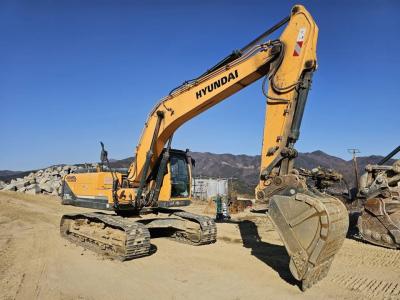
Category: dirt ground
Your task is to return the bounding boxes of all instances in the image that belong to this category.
[1,191,400,300]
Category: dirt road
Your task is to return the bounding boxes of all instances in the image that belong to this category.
[1,191,400,300]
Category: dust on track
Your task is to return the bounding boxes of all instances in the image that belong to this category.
[1,191,399,300]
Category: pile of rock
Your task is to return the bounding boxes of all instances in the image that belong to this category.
[0,165,83,195]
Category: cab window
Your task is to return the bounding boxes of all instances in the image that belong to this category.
[170,155,190,198]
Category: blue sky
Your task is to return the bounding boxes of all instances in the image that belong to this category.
[1,0,399,170]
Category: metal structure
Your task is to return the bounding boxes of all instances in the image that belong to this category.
[357,145,400,249]
[301,146,400,250]
[192,177,229,200]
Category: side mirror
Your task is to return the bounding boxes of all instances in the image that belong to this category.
[191,158,196,168]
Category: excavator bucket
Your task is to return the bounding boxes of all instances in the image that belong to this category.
[268,191,348,290]
[358,197,400,249]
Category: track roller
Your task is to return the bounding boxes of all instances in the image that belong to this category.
[60,213,151,260]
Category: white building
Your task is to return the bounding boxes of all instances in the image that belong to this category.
[192,177,228,200]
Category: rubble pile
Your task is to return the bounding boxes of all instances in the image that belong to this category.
[0,165,90,195]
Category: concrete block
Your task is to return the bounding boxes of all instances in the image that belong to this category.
[26,184,41,195]
[39,182,53,193]
[3,184,17,191]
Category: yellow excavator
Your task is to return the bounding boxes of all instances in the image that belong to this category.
[60,5,348,290]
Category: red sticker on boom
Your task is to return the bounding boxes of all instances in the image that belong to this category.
[293,28,306,56]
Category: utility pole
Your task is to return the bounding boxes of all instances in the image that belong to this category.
[348,148,360,192]
[227,177,237,200]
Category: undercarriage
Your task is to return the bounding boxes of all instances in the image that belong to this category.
[60,208,217,260]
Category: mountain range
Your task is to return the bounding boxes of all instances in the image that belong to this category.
[190,151,395,194]
[1,150,396,196]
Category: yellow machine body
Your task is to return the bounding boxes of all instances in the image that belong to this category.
[63,149,192,209]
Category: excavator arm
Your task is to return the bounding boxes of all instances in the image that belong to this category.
[128,5,317,195]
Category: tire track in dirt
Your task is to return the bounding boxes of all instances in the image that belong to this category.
[15,273,26,299]
[331,272,400,299]
[329,239,400,299]
[0,235,13,278]
[337,240,400,268]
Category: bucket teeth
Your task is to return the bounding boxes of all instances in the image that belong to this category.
[268,192,348,289]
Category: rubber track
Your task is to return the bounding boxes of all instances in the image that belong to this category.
[170,211,217,245]
[60,213,151,260]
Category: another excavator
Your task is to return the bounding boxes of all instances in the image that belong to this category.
[300,146,400,249]
[60,5,348,290]
[357,146,400,248]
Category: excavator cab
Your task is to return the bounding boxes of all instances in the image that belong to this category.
[170,154,191,198]
[155,149,193,207]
